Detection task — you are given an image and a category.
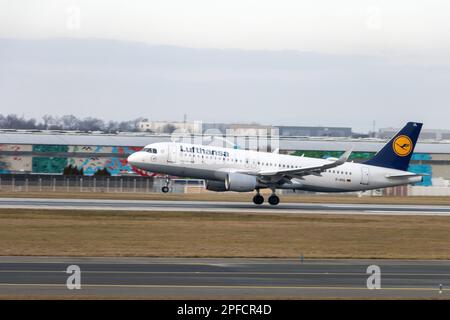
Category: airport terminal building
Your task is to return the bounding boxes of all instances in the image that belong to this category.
[0,130,449,190]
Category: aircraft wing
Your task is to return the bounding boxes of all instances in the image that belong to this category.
[254,148,353,178]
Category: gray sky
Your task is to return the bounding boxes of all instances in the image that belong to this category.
[1,0,450,132]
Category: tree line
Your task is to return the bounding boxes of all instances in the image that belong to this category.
[0,114,145,133]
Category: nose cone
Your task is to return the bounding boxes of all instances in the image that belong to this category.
[127,152,140,166]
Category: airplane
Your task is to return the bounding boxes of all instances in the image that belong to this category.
[127,122,424,205]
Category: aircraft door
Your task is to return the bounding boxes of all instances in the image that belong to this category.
[167,143,178,163]
[361,166,369,185]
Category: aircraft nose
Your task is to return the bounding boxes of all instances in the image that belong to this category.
[127,152,140,166]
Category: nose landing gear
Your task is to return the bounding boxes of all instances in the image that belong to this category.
[161,176,170,193]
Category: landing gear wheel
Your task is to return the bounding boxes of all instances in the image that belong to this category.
[253,194,264,205]
[161,175,171,193]
[268,194,280,205]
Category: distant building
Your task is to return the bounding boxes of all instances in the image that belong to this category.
[275,126,352,137]
[228,123,273,136]
[202,123,230,133]
[204,123,353,138]
[202,123,273,136]
[138,120,202,134]
[377,128,450,141]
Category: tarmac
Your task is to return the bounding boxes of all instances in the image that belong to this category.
[1,197,450,216]
[0,256,449,299]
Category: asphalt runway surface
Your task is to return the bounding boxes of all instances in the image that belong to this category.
[0,197,450,216]
[0,257,449,299]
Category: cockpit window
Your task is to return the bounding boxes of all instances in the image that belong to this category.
[143,148,157,154]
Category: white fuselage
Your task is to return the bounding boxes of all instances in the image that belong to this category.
[127,142,422,192]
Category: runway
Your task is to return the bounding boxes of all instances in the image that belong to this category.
[1,197,450,216]
[0,257,449,299]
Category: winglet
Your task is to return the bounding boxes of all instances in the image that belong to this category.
[336,148,353,165]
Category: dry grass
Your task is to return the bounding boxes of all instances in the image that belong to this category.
[1,208,450,259]
[1,190,450,205]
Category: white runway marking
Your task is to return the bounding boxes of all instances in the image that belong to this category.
[0,198,449,216]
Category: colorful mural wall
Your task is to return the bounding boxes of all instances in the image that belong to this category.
[0,156,32,173]
[66,146,142,175]
[0,144,143,175]
[32,157,67,174]
[68,146,113,154]
[0,144,32,152]
[67,157,134,175]
[66,145,142,175]
[0,145,33,173]
[33,145,69,153]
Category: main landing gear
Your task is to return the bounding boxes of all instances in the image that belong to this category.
[252,191,264,205]
[268,193,280,206]
[161,176,170,193]
[252,190,280,205]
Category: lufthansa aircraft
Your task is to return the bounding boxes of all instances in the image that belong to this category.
[127,122,424,205]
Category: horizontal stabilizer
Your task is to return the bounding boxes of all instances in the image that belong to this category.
[385,173,428,179]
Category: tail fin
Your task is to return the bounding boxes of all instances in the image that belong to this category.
[364,122,422,171]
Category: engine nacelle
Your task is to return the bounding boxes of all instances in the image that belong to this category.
[225,173,257,192]
[206,173,257,192]
[205,180,227,192]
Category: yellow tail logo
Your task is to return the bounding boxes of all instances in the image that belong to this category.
[393,135,413,157]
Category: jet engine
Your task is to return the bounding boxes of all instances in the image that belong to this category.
[206,173,258,192]
[225,173,257,192]
[205,180,227,192]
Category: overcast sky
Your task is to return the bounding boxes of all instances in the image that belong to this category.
[1,0,450,132]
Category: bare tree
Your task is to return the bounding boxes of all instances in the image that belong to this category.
[0,113,144,132]
[78,117,105,132]
[162,123,176,133]
[41,114,54,130]
[60,115,80,130]
[0,114,37,129]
